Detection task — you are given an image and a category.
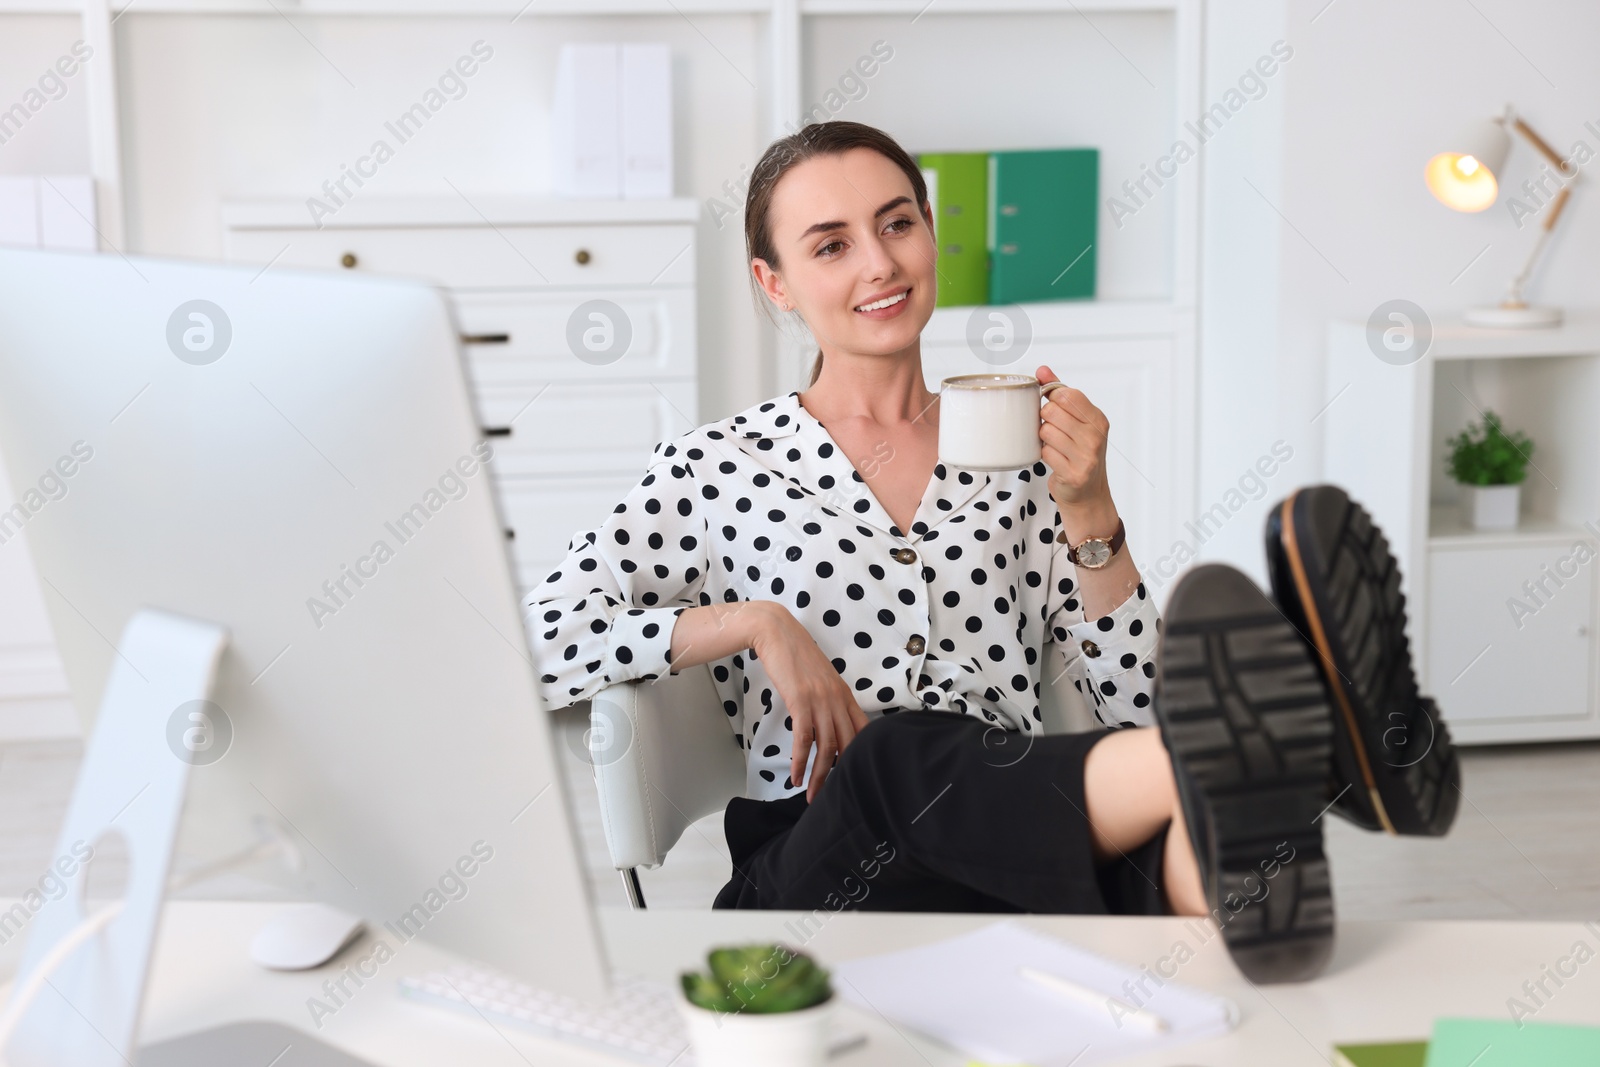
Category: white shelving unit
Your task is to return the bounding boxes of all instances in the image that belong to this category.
[1325,315,1600,745]
[1,0,1203,736]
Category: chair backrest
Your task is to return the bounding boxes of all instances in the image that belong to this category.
[587,660,1095,871]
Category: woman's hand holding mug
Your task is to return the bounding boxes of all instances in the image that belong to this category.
[1034,365,1118,526]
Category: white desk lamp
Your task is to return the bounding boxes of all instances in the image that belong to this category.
[1425,104,1576,328]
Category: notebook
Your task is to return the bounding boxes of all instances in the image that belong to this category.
[1423,1017,1600,1065]
[832,920,1236,1067]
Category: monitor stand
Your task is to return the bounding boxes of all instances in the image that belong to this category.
[136,1021,380,1067]
[4,609,227,1067]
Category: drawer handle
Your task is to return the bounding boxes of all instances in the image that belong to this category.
[340,252,358,269]
[505,528,515,540]
[460,333,511,345]
[575,249,591,265]
[483,426,513,437]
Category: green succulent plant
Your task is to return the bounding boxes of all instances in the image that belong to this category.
[1445,410,1533,487]
[680,943,832,1014]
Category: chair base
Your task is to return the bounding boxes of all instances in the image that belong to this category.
[620,867,646,910]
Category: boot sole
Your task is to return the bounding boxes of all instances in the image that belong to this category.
[1266,486,1461,837]
[1155,563,1336,984]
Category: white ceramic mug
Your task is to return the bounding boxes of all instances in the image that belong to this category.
[937,373,1068,470]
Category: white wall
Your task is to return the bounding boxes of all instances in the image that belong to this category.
[1198,0,1600,585]
[0,16,96,738]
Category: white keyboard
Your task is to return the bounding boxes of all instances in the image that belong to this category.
[399,963,867,1066]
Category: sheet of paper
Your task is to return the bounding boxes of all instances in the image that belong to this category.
[833,920,1236,1067]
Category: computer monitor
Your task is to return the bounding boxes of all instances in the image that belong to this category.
[0,247,611,1062]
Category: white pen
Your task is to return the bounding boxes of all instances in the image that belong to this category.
[1016,965,1171,1034]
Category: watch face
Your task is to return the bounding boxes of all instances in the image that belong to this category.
[1077,539,1112,568]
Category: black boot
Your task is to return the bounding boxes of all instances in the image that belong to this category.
[1264,485,1461,837]
[1154,563,1336,984]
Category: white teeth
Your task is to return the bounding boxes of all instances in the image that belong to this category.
[854,290,908,312]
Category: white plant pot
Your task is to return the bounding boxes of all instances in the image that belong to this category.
[1462,483,1521,531]
[676,985,835,1067]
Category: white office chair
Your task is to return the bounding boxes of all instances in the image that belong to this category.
[587,662,1099,908]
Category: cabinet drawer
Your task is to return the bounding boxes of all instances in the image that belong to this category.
[476,380,695,477]
[497,473,647,595]
[1425,543,1595,722]
[225,222,694,289]
[453,289,695,384]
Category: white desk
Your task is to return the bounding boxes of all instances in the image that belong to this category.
[4,902,1598,1064]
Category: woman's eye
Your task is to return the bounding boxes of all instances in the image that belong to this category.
[886,217,913,234]
[818,240,844,257]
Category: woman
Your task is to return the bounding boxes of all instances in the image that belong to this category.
[526,119,1214,922]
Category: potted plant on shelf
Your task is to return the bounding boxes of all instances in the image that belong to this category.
[677,943,835,1067]
[1445,409,1533,531]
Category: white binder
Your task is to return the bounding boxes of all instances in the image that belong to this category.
[552,43,620,198]
[620,43,672,199]
[0,175,97,250]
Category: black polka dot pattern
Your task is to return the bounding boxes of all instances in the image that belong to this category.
[525,390,1160,800]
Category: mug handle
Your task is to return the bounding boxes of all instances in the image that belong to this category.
[1040,380,1068,410]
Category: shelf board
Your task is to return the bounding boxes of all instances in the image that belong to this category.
[921,299,1180,343]
[1427,505,1600,548]
[1337,312,1600,361]
[52,0,773,13]
[801,0,1184,12]
[222,196,700,231]
[0,0,1179,11]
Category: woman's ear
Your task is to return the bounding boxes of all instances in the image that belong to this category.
[751,256,789,312]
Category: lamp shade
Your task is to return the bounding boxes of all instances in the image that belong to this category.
[1425,116,1511,212]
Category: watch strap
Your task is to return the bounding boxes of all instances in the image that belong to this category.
[1058,516,1126,564]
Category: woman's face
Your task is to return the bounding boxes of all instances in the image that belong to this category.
[753,147,938,361]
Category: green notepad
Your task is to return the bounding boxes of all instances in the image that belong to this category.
[1334,1040,1428,1067]
[1424,1017,1600,1065]
[918,152,988,307]
[988,148,1097,304]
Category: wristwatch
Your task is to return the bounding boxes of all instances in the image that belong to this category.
[1058,517,1126,569]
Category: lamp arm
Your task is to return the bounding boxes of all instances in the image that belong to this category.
[1493,112,1576,308]
[1509,116,1575,178]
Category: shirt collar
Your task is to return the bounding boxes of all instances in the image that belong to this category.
[719,391,994,543]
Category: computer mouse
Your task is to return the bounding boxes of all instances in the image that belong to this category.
[249,903,367,971]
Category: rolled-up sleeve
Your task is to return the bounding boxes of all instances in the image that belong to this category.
[1043,526,1161,729]
[524,446,711,710]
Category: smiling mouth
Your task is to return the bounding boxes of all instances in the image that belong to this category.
[854,289,909,312]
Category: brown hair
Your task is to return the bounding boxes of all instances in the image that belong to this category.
[743,121,930,387]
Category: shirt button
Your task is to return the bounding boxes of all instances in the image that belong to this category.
[1080,639,1101,658]
[905,635,926,655]
[893,547,917,564]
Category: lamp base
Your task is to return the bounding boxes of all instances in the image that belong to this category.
[1465,303,1563,328]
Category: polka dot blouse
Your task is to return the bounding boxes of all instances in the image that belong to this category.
[525,390,1162,801]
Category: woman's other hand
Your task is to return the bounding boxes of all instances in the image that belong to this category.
[752,604,871,802]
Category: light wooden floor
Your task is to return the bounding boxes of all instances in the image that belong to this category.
[3,711,1598,921]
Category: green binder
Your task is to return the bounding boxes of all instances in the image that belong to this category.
[988,148,1098,303]
[917,152,988,307]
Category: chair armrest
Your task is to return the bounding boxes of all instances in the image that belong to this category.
[588,664,747,871]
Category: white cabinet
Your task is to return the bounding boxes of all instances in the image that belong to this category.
[222,197,701,602]
[1325,315,1600,743]
[1426,538,1595,725]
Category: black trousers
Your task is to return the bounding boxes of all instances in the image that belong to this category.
[712,709,1171,915]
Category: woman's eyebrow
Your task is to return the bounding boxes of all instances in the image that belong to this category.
[796,196,913,242]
